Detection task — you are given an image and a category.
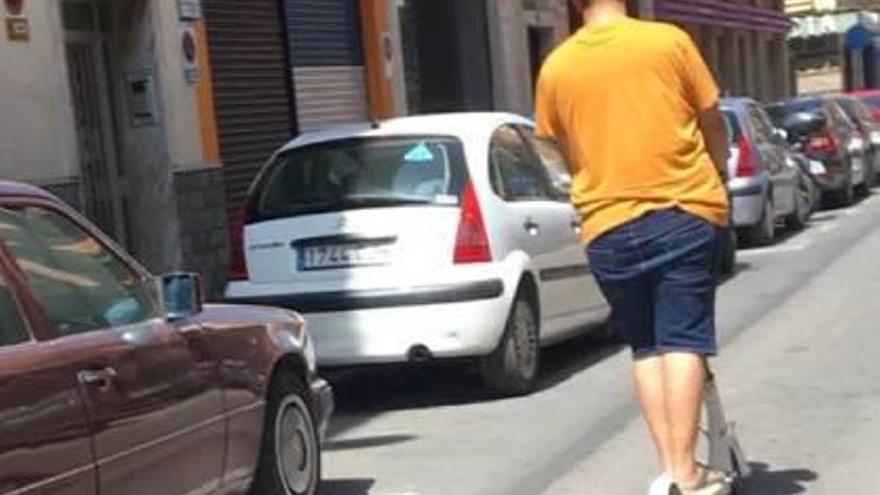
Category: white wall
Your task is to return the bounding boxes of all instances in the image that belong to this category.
[151,0,203,169]
[489,0,537,115]
[386,1,409,116]
[488,0,571,116]
[551,0,571,43]
[0,0,77,182]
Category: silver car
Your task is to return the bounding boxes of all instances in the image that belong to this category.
[721,98,808,246]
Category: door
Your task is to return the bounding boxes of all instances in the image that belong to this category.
[203,0,297,226]
[518,128,609,328]
[0,261,96,495]
[63,0,125,242]
[488,125,578,325]
[0,204,224,495]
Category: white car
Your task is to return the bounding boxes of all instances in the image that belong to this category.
[225,113,610,395]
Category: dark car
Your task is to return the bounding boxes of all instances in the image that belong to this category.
[0,182,332,495]
[832,95,880,188]
[766,98,869,207]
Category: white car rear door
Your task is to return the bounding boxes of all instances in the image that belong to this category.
[518,128,608,325]
[487,125,586,324]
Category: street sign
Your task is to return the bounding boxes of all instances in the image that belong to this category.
[182,29,199,84]
[6,17,28,42]
[4,0,23,16]
[178,0,201,21]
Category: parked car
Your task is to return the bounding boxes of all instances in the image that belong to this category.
[832,94,880,188]
[766,97,869,207]
[848,88,880,120]
[789,151,824,213]
[0,182,332,495]
[721,98,805,246]
[225,113,611,395]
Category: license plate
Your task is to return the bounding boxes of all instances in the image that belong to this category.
[809,160,827,175]
[298,243,391,271]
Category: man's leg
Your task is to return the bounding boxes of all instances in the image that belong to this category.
[651,214,720,489]
[634,356,673,474]
[662,352,706,487]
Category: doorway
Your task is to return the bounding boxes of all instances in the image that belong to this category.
[528,25,554,92]
[62,0,125,243]
[398,0,494,113]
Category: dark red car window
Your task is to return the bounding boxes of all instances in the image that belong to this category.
[0,271,29,346]
[0,205,159,337]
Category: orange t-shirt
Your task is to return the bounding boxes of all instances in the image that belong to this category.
[535,18,729,243]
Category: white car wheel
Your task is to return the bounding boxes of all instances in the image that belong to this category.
[480,290,540,396]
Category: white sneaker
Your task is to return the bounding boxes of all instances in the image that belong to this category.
[673,469,731,495]
[675,481,730,495]
[648,473,674,495]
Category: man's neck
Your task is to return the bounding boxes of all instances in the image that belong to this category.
[582,2,628,28]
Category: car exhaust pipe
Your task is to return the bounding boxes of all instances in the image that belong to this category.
[407,345,433,363]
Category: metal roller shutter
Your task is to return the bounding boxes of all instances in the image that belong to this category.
[203,0,295,223]
[285,0,369,132]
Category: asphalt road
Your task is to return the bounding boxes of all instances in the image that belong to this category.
[319,192,880,495]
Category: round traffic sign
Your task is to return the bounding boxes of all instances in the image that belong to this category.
[5,0,24,16]
[182,30,197,64]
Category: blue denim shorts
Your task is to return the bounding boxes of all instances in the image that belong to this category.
[587,208,720,358]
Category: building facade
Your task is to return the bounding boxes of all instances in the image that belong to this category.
[0,0,228,295]
[0,0,793,298]
[787,0,880,94]
[570,0,794,102]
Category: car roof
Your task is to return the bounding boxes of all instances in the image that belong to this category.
[768,97,825,107]
[720,97,757,109]
[0,181,59,202]
[277,112,534,152]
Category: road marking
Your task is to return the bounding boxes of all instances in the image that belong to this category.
[738,241,809,257]
[814,223,838,234]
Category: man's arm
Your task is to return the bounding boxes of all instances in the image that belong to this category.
[697,105,730,181]
[677,30,729,181]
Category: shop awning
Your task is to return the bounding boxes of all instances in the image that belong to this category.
[654,0,793,33]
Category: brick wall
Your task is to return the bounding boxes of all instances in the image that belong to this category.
[173,167,229,300]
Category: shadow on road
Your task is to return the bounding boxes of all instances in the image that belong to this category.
[325,433,417,452]
[537,332,625,392]
[740,462,818,494]
[320,478,375,495]
[808,212,839,223]
[326,330,623,419]
[720,261,751,284]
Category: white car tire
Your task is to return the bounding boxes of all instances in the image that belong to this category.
[741,197,775,247]
[480,289,540,396]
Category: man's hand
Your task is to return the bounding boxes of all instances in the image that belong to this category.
[697,105,730,182]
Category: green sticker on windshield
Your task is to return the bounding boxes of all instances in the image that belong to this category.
[404,143,434,162]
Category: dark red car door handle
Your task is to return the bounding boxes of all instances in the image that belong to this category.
[77,367,117,387]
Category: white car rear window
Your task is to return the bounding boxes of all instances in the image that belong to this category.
[253,137,469,221]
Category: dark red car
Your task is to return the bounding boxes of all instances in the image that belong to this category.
[849,88,880,121]
[0,182,332,495]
